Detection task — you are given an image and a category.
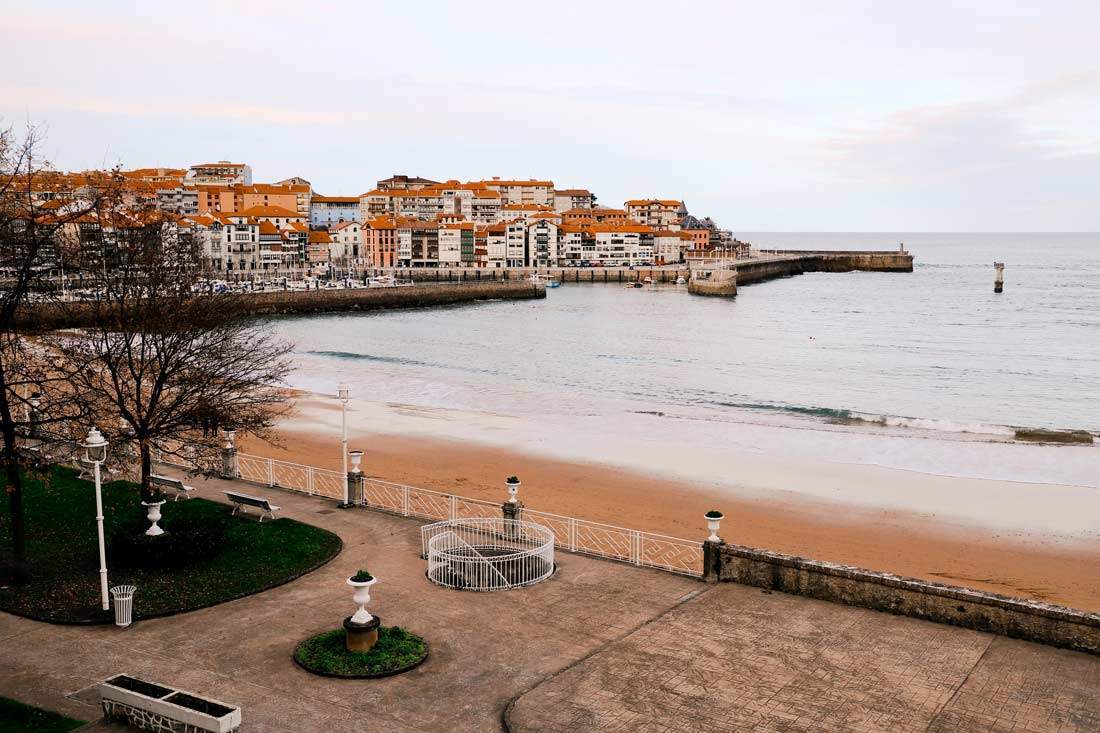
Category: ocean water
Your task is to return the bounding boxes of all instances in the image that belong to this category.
[270,233,1100,490]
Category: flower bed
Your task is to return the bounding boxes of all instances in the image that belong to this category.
[294,627,429,678]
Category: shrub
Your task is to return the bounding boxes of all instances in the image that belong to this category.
[349,569,374,583]
[705,510,723,519]
[506,475,520,484]
[111,513,230,569]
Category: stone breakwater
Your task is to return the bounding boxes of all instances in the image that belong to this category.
[703,541,1100,655]
[17,281,545,331]
[689,249,914,297]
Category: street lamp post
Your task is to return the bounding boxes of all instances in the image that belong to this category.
[81,427,110,611]
[338,384,351,506]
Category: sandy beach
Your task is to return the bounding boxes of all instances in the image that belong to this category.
[240,392,1100,612]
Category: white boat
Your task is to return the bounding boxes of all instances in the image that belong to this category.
[676,276,687,285]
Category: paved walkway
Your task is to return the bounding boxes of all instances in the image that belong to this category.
[2,472,1099,731]
[507,583,1100,732]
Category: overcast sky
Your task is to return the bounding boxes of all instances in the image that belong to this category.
[2,1,1097,231]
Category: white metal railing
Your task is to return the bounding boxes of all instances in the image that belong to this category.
[422,518,555,591]
[160,450,702,578]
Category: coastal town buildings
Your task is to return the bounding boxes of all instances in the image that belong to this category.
[30,162,741,274]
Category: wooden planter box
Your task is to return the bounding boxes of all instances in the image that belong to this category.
[98,674,241,733]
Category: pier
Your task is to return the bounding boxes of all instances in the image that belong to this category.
[385,248,913,298]
[689,248,914,297]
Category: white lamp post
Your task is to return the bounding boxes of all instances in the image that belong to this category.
[338,384,351,505]
[81,426,110,611]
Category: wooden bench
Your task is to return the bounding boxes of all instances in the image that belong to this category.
[151,474,194,501]
[223,490,280,522]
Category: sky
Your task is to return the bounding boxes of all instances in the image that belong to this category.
[2,1,1097,232]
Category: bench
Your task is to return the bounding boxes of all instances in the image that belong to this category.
[223,490,280,522]
[151,474,194,501]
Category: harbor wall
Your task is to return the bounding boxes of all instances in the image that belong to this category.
[771,250,914,273]
[388,266,689,284]
[17,281,544,331]
[705,541,1100,655]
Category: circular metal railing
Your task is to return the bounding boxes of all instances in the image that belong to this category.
[422,518,555,591]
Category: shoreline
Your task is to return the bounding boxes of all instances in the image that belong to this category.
[243,393,1100,612]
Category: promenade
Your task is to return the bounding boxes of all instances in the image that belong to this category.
[2,472,1098,731]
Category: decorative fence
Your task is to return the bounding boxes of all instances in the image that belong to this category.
[155,449,702,578]
[422,518,556,591]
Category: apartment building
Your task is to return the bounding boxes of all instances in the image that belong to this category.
[156,187,199,215]
[481,178,554,207]
[562,207,630,225]
[190,184,309,217]
[589,223,654,266]
[376,174,440,192]
[653,230,693,265]
[553,189,595,212]
[185,161,252,186]
[307,230,333,267]
[625,199,685,229]
[527,217,559,266]
[310,196,361,227]
[438,222,475,266]
[363,216,398,268]
[396,220,440,267]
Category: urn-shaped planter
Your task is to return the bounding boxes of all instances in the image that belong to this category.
[347,575,377,624]
[704,511,723,543]
[141,500,167,536]
[506,476,521,504]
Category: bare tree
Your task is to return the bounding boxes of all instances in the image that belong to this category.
[46,208,293,503]
[0,126,110,581]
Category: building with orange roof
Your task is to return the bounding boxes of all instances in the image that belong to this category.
[363,215,398,268]
[185,161,252,186]
[625,199,686,229]
[562,207,629,225]
[439,221,476,266]
[553,188,595,212]
[480,177,554,207]
[376,174,440,192]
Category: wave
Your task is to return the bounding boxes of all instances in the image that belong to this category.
[702,399,1095,442]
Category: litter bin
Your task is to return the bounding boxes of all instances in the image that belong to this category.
[110,585,136,627]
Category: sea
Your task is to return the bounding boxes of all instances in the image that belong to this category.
[270,233,1100,491]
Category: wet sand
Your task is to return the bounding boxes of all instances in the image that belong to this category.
[241,393,1100,612]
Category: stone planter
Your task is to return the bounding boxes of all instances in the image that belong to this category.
[141,500,166,536]
[347,576,377,624]
[705,513,724,543]
[98,674,241,733]
[506,480,520,504]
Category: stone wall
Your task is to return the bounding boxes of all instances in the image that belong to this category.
[771,250,914,273]
[17,281,544,331]
[686,269,737,297]
[390,266,689,284]
[705,541,1100,654]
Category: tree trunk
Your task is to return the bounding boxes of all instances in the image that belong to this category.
[0,381,27,583]
[139,439,152,500]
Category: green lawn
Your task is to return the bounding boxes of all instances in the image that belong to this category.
[0,696,85,733]
[0,466,341,623]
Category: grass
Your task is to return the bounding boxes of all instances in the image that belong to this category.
[0,696,85,733]
[0,465,341,623]
[294,626,428,677]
